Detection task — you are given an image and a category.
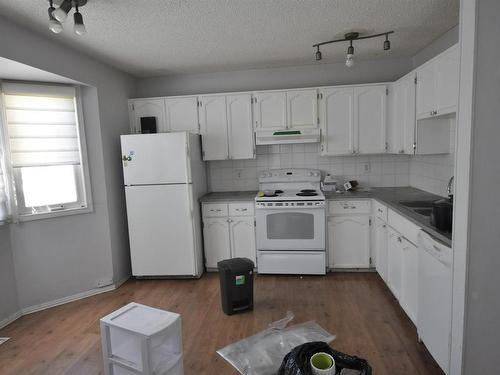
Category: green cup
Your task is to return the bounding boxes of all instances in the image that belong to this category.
[310,352,336,374]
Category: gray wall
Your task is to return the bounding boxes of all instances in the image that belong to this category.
[0,16,135,310]
[463,0,500,372]
[135,57,412,97]
[412,25,459,68]
[0,225,18,323]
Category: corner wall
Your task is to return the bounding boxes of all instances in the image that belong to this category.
[0,224,18,326]
[0,16,135,310]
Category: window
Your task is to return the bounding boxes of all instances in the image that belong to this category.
[0,83,91,220]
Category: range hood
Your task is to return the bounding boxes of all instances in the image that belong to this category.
[255,129,320,145]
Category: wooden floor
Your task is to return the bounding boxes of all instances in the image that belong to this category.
[0,272,443,375]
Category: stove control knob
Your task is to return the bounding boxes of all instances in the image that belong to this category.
[307,171,313,177]
[313,172,320,177]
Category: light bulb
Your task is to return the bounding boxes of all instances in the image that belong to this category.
[345,54,354,68]
[53,0,72,22]
[73,11,87,35]
[49,18,63,34]
[48,6,63,34]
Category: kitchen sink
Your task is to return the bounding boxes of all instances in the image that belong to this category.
[398,200,434,208]
[413,208,432,217]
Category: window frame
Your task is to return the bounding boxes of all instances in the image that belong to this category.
[0,83,93,222]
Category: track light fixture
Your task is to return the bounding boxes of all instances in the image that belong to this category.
[48,1,63,34]
[383,33,391,51]
[315,46,322,61]
[46,0,88,35]
[313,30,394,68]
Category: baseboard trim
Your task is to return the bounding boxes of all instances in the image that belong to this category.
[0,276,130,328]
[0,311,22,330]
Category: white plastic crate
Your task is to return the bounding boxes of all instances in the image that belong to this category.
[100,302,183,375]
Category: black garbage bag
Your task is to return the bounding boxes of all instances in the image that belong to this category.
[278,341,372,375]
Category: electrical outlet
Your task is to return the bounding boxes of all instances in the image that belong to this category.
[234,169,243,179]
[363,162,371,173]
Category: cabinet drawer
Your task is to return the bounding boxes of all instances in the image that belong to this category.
[202,203,228,217]
[329,200,371,215]
[228,202,254,216]
[373,200,388,221]
[387,209,421,245]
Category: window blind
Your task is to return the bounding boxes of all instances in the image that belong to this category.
[2,84,80,168]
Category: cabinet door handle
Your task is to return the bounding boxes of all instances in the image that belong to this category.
[210,209,222,212]
[236,208,248,212]
[397,237,402,242]
[377,208,383,213]
[432,245,442,252]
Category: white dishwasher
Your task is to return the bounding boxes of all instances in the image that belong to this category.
[417,230,453,374]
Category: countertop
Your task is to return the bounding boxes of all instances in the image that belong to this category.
[200,187,452,246]
[325,187,452,246]
[199,191,258,203]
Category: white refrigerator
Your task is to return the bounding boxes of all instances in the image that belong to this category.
[121,132,207,277]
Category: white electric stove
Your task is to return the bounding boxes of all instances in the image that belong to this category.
[255,169,326,275]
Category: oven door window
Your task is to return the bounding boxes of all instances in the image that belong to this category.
[266,212,314,239]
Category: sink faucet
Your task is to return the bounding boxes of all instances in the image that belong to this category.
[447,176,454,196]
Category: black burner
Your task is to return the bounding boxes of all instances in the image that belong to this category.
[297,192,318,197]
[275,190,284,194]
[300,189,317,193]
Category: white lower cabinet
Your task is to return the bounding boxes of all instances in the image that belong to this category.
[387,226,403,300]
[328,214,370,269]
[400,236,419,324]
[202,202,256,269]
[229,216,256,261]
[374,217,388,282]
[203,217,231,269]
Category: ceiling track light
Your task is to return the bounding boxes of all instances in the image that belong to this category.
[313,30,394,68]
[46,0,88,35]
[315,46,322,61]
[48,0,63,34]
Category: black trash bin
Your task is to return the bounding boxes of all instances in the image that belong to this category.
[217,257,254,315]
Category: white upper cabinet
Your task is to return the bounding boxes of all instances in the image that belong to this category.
[416,63,436,119]
[354,85,387,154]
[227,94,255,160]
[199,94,255,161]
[320,85,386,155]
[254,91,287,130]
[199,95,228,161]
[435,46,460,113]
[416,45,459,120]
[129,99,166,133]
[388,72,416,154]
[165,96,199,133]
[287,89,318,129]
[319,88,354,155]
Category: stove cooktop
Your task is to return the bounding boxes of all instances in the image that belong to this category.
[255,189,325,202]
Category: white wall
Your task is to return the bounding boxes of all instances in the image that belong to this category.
[209,144,409,191]
[462,0,500,372]
[0,224,18,325]
[136,58,412,97]
[0,16,135,310]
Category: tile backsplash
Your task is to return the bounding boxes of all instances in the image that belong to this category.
[409,154,454,197]
[208,144,411,192]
